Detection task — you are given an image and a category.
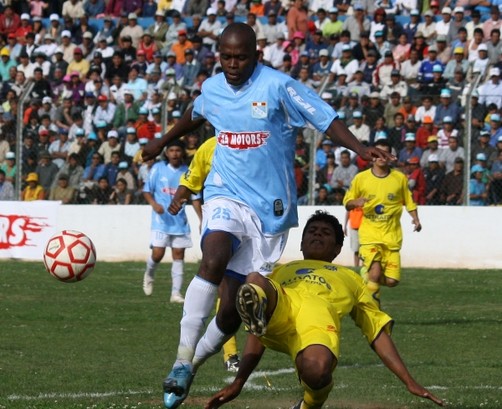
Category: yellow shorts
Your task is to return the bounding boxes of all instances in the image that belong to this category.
[260,279,341,361]
[359,244,401,282]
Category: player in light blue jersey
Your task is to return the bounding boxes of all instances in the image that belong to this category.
[142,140,196,303]
[142,23,394,409]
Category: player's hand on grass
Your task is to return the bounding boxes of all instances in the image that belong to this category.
[205,382,242,408]
[407,382,444,406]
[168,198,187,215]
[142,138,164,161]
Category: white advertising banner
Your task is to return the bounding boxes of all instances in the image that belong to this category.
[0,201,60,260]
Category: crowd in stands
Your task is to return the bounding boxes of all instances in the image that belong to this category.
[0,0,501,206]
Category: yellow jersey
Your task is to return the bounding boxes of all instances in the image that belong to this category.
[269,259,393,346]
[179,137,216,194]
[343,168,416,250]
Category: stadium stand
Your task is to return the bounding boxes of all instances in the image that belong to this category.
[0,1,501,205]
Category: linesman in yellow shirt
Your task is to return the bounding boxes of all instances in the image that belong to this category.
[205,211,442,409]
[343,139,422,304]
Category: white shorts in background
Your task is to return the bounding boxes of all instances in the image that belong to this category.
[150,231,193,249]
[202,198,289,276]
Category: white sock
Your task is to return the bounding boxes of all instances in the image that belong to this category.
[145,255,158,278]
[192,317,233,371]
[171,259,183,295]
[177,276,218,362]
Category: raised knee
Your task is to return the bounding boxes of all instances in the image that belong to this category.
[385,278,399,287]
[300,359,332,389]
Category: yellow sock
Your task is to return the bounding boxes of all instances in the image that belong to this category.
[301,380,333,409]
[222,335,238,361]
[366,280,381,306]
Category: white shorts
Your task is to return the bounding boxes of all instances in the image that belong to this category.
[202,198,288,276]
[150,231,193,249]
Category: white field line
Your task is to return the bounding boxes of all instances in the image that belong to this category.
[6,366,502,401]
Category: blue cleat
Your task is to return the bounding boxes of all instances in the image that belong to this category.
[163,362,194,409]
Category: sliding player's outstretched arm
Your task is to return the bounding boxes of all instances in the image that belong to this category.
[205,335,265,409]
[372,331,444,406]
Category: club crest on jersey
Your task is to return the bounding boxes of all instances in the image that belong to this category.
[251,101,268,118]
[218,131,270,150]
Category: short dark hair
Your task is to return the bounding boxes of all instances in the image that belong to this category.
[302,210,344,248]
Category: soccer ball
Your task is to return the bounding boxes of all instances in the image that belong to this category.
[43,230,97,282]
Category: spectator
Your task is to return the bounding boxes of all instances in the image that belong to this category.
[22,172,44,201]
[439,135,465,173]
[465,9,482,41]
[444,47,469,80]
[0,152,16,184]
[49,129,71,168]
[82,152,105,185]
[398,133,422,168]
[0,168,15,200]
[329,149,358,192]
[99,130,122,164]
[440,157,464,205]
[92,176,113,204]
[417,11,436,42]
[84,0,106,17]
[483,6,502,41]
[383,92,402,129]
[0,6,21,40]
[55,152,84,189]
[416,117,439,150]
[423,153,445,205]
[380,70,408,102]
[469,164,488,205]
[478,67,502,110]
[489,149,502,204]
[363,92,385,129]
[434,88,460,127]
[405,156,426,205]
[488,113,502,147]
[110,177,133,204]
[487,29,502,65]
[436,6,452,37]
[49,173,76,203]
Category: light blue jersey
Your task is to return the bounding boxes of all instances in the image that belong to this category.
[193,64,338,235]
[144,161,190,235]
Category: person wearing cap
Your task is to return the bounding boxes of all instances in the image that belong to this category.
[443,45,469,80]
[402,9,420,43]
[322,7,343,38]
[98,130,122,164]
[329,43,358,83]
[415,115,439,149]
[419,63,447,100]
[32,50,52,77]
[112,88,140,132]
[380,68,408,101]
[404,156,426,205]
[469,163,489,206]
[22,172,44,201]
[118,12,143,48]
[93,94,116,130]
[487,113,502,148]
[1,151,17,185]
[54,152,84,189]
[66,46,90,78]
[146,23,393,409]
[435,6,452,37]
[262,9,286,44]
[398,132,422,168]
[477,67,502,111]
[0,168,15,200]
[422,152,445,205]
[436,115,458,149]
[341,3,370,42]
[145,10,169,50]
[419,134,439,168]
[344,137,421,304]
[483,6,502,41]
[48,128,72,168]
[434,88,460,127]
[417,44,444,85]
[0,48,17,84]
[59,29,78,64]
[170,29,193,65]
[262,32,287,69]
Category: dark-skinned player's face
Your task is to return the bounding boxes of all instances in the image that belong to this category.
[300,221,340,262]
[219,33,257,87]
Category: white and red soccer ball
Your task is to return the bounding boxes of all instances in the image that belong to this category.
[43,230,96,282]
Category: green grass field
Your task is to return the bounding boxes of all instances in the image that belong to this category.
[1,261,501,409]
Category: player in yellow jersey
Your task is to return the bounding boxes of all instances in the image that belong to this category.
[205,211,443,409]
[343,139,422,304]
[168,137,240,372]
